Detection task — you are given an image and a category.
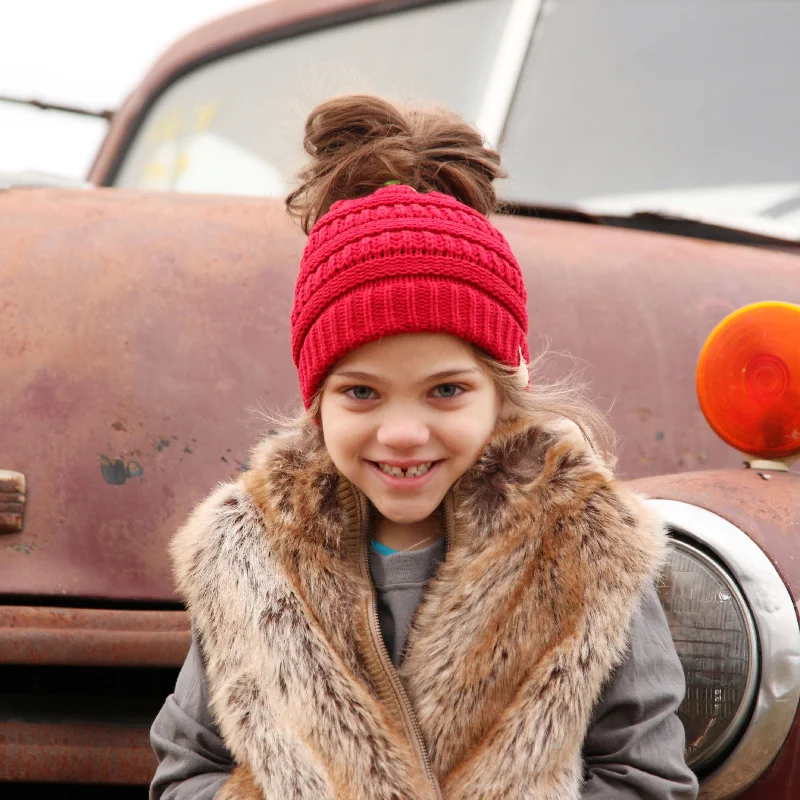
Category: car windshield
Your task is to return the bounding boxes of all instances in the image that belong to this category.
[501,0,800,238]
[112,0,513,196]
[112,0,800,238]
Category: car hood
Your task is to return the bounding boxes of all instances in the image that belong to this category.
[1,188,798,603]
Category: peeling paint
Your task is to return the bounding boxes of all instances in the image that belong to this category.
[99,455,144,486]
[4,542,35,554]
[99,456,127,485]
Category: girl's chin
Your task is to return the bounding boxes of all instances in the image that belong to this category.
[376,506,436,525]
[369,499,440,526]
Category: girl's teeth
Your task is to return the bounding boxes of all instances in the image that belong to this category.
[409,463,433,477]
[378,462,433,478]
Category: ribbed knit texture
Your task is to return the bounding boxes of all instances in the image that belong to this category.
[291,185,529,407]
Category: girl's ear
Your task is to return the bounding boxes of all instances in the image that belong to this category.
[514,347,530,390]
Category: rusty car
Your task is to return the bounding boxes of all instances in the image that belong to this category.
[2,1,799,797]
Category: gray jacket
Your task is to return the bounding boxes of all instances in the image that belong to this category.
[150,573,698,799]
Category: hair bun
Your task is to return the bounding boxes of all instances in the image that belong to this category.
[286,94,506,233]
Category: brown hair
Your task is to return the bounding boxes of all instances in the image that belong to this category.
[286,94,506,234]
[281,94,616,467]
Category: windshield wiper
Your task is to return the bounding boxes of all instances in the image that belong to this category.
[0,94,114,121]
[505,202,800,250]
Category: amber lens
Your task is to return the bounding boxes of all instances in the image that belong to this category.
[697,302,800,459]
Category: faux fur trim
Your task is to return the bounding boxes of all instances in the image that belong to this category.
[171,415,666,799]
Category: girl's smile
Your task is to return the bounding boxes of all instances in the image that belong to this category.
[366,458,445,490]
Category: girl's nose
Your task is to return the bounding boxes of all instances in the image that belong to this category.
[376,416,430,451]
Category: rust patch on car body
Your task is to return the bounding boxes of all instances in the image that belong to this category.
[0,606,189,784]
[0,606,190,666]
[0,721,156,783]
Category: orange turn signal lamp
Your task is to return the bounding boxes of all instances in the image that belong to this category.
[697,301,800,464]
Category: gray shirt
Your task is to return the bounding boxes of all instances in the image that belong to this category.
[371,538,448,666]
[150,542,698,799]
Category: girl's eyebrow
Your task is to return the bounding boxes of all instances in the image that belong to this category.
[331,368,481,383]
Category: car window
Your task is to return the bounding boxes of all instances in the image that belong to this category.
[501,0,800,232]
[113,0,513,196]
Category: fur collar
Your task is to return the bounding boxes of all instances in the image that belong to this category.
[171,414,666,799]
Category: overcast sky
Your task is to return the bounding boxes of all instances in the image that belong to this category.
[0,0,259,179]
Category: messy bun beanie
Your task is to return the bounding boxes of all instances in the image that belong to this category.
[287,98,530,408]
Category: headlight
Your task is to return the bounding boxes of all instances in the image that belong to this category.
[658,539,758,773]
[651,499,800,800]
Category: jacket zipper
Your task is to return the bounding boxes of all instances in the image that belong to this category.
[442,494,454,555]
[361,522,443,800]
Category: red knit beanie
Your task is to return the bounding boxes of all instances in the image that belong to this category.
[291,184,529,408]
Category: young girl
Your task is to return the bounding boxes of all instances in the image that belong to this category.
[150,95,698,800]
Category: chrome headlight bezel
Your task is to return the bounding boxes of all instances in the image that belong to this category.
[651,499,800,800]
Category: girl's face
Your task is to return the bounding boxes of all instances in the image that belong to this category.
[320,333,503,526]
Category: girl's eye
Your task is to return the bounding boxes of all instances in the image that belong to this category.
[432,383,464,399]
[343,384,464,401]
[345,386,376,401]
